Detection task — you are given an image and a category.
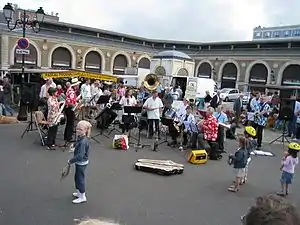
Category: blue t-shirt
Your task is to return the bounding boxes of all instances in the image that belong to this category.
[213,112,228,124]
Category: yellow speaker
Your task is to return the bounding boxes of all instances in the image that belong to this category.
[188,150,208,164]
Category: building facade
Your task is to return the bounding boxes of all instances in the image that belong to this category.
[0,9,300,92]
[253,25,300,40]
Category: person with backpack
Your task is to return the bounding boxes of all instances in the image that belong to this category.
[227,135,248,192]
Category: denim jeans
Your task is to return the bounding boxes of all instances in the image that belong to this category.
[4,104,15,116]
[74,164,87,193]
[0,103,6,116]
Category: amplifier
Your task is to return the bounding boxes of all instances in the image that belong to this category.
[188,150,208,164]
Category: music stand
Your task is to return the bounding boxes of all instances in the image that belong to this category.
[107,102,122,135]
[269,120,290,149]
[124,106,142,147]
[91,95,110,142]
[152,117,173,151]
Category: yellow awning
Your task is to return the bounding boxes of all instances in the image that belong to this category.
[41,70,117,82]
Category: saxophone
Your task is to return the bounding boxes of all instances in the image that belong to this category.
[52,101,66,126]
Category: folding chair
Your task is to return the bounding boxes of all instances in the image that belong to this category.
[34,111,49,146]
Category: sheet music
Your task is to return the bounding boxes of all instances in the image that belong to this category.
[247,112,255,121]
[218,122,231,129]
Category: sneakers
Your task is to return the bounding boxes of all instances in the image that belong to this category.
[72,190,80,198]
[72,191,87,204]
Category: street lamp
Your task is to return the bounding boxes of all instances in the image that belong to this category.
[3,3,45,121]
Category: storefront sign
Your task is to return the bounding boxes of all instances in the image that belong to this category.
[41,70,117,82]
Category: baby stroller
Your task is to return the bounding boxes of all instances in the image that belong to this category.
[34,111,49,146]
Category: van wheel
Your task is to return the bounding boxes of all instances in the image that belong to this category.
[225,97,229,102]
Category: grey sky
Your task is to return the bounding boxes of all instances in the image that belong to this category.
[2,0,300,42]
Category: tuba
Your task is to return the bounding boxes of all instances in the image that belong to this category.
[143,74,160,91]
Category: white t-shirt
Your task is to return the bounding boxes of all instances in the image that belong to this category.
[119,96,137,115]
[143,97,163,119]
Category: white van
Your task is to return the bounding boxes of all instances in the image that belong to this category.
[170,76,216,101]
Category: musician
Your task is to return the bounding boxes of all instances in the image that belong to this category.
[197,107,218,149]
[162,87,173,108]
[119,89,137,133]
[39,78,56,118]
[181,106,197,147]
[64,79,81,146]
[80,79,92,118]
[117,81,126,100]
[249,92,261,126]
[90,80,102,107]
[177,98,190,118]
[162,105,178,146]
[143,90,163,138]
[252,95,271,150]
[46,87,60,150]
[137,86,149,105]
[214,105,228,152]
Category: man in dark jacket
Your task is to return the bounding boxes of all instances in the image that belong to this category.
[210,91,221,109]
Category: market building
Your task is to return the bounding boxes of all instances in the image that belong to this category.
[0,5,300,92]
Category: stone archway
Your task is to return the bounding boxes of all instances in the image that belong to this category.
[13,44,37,67]
[113,54,128,75]
[221,63,237,88]
[197,62,212,78]
[84,51,102,73]
[138,57,150,69]
[177,68,188,76]
[281,64,300,98]
[51,47,72,69]
[154,66,166,76]
[249,63,268,93]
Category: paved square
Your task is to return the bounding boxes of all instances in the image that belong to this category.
[0,123,299,225]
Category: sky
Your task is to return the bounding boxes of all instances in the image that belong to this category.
[1,0,300,42]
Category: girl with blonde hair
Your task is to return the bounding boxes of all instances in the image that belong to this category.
[67,120,92,204]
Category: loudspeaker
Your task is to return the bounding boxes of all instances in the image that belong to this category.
[20,83,39,110]
[278,99,295,121]
[188,150,208,164]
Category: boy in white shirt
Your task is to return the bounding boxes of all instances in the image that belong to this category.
[143,90,163,138]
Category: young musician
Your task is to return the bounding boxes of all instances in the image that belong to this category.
[177,98,190,118]
[46,87,59,150]
[252,95,271,150]
[143,90,164,138]
[162,105,178,146]
[181,106,197,147]
[64,79,81,146]
[119,89,137,133]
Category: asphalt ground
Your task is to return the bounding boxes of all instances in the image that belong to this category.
[0,123,299,225]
